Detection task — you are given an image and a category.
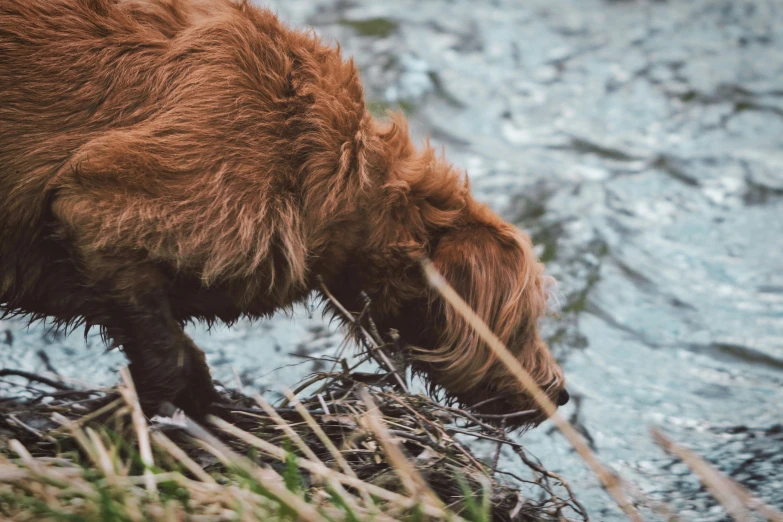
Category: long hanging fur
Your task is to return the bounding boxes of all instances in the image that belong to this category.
[0,0,566,426]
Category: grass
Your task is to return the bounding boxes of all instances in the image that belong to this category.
[0,373,584,521]
[0,317,585,522]
[338,18,399,39]
[367,100,417,118]
[0,385,504,521]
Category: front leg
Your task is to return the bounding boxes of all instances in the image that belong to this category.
[48,138,227,419]
[103,288,220,419]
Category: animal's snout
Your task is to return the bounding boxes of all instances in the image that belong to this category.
[557,389,570,406]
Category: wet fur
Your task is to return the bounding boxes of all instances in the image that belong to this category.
[0,0,565,425]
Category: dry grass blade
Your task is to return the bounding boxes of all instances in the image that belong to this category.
[651,427,783,522]
[179,412,325,522]
[151,431,216,484]
[359,387,445,509]
[85,426,118,482]
[52,412,103,471]
[251,393,364,515]
[208,414,461,520]
[119,367,157,497]
[422,258,643,522]
[8,438,92,495]
[49,397,123,436]
[279,388,376,507]
[7,440,35,467]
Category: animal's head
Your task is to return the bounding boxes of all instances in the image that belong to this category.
[351,114,568,429]
[387,204,567,428]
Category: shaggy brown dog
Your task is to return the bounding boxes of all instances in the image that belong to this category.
[0,0,567,427]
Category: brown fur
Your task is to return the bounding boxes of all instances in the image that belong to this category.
[0,0,566,426]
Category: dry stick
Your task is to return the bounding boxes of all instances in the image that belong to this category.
[282,373,331,406]
[0,369,74,391]
[6,414,44,439]
[8,439,95,496]
[380,392,489,477]
[421,259,643,522]
[50,398,124,436]
[443,401,589,517]
[318,279,409,393]
[490,435,504,477]
[85,427,118,483]
[118,367,157,498]
[317,394,331,415]
[208,415,461,520]
[251,394,364,516]
[511,446,590,521]
[177,413,324,522]
[51,412,103,474]
[441,399,583,517]
[278,389,377,508]
[651,428,782,522]
[359,388,446,510]
[150,431,216,484]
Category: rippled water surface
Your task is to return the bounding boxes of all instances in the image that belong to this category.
[2,0,782,519]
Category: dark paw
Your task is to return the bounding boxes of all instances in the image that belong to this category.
[171,379,221,421]
[131,373,218,421]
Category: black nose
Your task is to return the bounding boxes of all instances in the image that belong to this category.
[557,389,570,406]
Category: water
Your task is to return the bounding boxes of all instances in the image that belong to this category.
[2,0,782,519]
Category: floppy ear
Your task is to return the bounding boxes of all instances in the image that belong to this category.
[360,114,470,315]
[415,218,549,394]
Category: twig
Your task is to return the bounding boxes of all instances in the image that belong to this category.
[279,389,376,509]
[318,278,409,393]
[358,388,445,509]
[0,369,74,391]
[512,446,590,520]
[470,409,538,421]
[118,367,157,498]
[379,391,489,477]
[6,414,44,439]
[316,393,330,415]
[490,421,504,477]
[359,291,384,343]
[49,398,123,436]
[151,431,216,484]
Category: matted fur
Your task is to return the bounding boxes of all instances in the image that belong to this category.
[0,0,566,426]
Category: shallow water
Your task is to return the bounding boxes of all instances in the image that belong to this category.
[2,0,782,519]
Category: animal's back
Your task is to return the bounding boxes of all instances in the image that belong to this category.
[0,0,368,319]
[0,0,183,307]
[0,0,176,206]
